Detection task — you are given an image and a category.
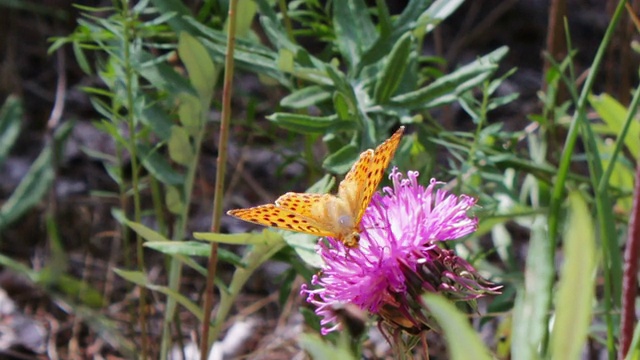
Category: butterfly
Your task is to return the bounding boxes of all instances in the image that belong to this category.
[227,126,404,247]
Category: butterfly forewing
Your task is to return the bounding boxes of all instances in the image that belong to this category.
[275,192,328,216]
[338,149,374,216]
[356,127,405,222]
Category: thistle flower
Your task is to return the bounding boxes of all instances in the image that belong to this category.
[301,168,501,335]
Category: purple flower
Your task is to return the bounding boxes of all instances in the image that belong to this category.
[301,168,500,335]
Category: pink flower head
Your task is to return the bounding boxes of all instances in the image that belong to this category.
[301,168,500,334]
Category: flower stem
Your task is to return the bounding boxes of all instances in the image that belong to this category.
[200,0,239,357]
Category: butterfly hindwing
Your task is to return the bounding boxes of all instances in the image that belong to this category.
[227,204,334,237]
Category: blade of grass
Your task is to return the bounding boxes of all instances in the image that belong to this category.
[550,191,596,360]
[546,2,626,356]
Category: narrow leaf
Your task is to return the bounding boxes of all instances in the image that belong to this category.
[511,216,551,360]
[178,32,216,103]
[267,113,339,134]
[589,93,640,159]
[550,191,596,360]
[144,241,243,266]
[391,47,507,109]
[126,221,171,242]
[280,86,332,109]
[415,0,465,35]
[299,333,356,360]
[138,143,186,186]
[168,125,194,166]
[114,269,204,321]
[0,95,22,165]
[0,147,54,230]
[373,32,413,103]
[322,144,359,174]
[423,294,493,360]
[333,0,376,68]
[177,93,203,136]
[194,229,284,246]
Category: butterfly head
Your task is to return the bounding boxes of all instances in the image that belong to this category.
[342,232,360,248]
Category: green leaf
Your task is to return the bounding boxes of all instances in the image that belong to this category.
[280,86,332,109]
[137,52,198,100]
[589,93,640,158]
[511,216,551,360]
[0,95,22,166]
[114,269,204,321]
[333,91,353,120]
[333,0,377,69]
[144,241,243,266]
[126,220,207,276]
[177,93,203,136]
[373,32,413,103]
[178,32,216,103]
[299,333,356,360]
[165,185,184,215]
[234,0,258,38]
[277,48,295,73]
[322,144,358,174]
[138,143,186,186]
[423,294,493,360]
[194,229,285,246]
[168,125,194,166]
[550,191,596,360]
[139,100,173,141]
[357,0,431,70]
[391,46,507,109]
[126,221,171,242]
[72,40,92,74]
[284,233,323,268]
[625,322,640,360]
[267,113,339,134]
[0,147,54,231]
[414,0,465,36]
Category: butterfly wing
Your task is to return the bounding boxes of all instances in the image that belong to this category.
[355,126,405,223]
[275,192,327,216]
[227,204,335,237]
[338,149,375,219]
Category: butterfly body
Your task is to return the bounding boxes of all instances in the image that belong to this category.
[227,127,404,247]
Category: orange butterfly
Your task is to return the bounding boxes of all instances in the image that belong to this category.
[227,127,404,247]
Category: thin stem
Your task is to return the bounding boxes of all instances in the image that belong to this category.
[278,0,294,41]
[545,1,626,356]
[200,0,239,357]
[620,154,640,359]
[120,0,148,357]
[548,0,625,263]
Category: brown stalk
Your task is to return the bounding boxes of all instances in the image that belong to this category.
[200,0,239,358]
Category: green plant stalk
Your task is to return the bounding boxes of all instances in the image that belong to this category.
[160,129,206,359]
[149,177,168,236]
[210,239,286,341]
[545,1,626,356]
[544,32,618,358]
[120,1,148,357]
[201,0,239,357]
[548,0,625,264]
[581,110,618,359]
[463,81,491,193]
[278,0,294,41]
